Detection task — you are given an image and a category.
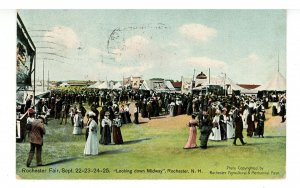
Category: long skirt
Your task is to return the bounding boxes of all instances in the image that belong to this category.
[247,122,255,137]
[256,123,264,136]
[112,126,123,144]
[120,113,126,124]
[200,127,211,149]
[73,126,82,135]
[124,112,132,124]
[84,132,99,155]
[227,121,235,139]
[209,127,221,141]
[184,126,197,148]
[100,126,111,145]
[133,112,139,124]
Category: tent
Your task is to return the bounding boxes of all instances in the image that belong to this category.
[140,80,150,90]
[59,82,70,87]
[88,81,102,89]
[164,80,176,92]
[88,81,109,89]
[98,81,109,89]
[113,82,122,90]
[257,72,286,91]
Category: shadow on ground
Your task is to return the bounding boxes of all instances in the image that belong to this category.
[123,137,152,145]
[98,148,130,155]
[30,157,78,167]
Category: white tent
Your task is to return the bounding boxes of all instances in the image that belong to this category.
[113,82,122,90]
[98,81,109,89]
[257,72,286,91]
[88,81,102,89]
[88,81,109,89]
[164,80,176,91]
[140,80,150,90]
[59,82,69,87]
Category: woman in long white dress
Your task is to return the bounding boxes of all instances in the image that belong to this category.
[226,111,235,139]
[73,110,82,135]
[209,110,221,141]
[242,107,249,129]
[84,111,99,155]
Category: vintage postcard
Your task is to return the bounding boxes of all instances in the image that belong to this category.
[16,9,286,179]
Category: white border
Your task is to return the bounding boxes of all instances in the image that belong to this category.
[2,0,300,9]
[1,5,300,188]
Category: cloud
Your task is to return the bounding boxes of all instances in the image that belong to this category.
[44,26,80,49]
[179,24,217,42]
[124,35,149,51]
[111,35,150,63]
[239,53,261,64]
[95,61,152,79]
[187,57,226,69]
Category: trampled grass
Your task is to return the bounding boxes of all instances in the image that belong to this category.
[16,108,286,179]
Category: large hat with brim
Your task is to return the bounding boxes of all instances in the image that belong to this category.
[88,111,96,117]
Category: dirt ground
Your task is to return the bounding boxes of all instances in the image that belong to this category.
[127,102,286,130]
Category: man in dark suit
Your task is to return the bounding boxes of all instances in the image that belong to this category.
[199,111,212,149]
[233,109,246,145]
[24,94,33,113]
[26,116,46,167]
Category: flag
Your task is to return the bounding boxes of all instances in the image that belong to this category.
[181,77,192,94]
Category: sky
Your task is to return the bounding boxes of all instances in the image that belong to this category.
[18,10,286,85]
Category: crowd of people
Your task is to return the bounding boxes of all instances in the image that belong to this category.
[22,88,286,165]
[182,92,286,149]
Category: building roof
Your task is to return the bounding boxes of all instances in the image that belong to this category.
[172,81,182,88]
[237,84,260,90]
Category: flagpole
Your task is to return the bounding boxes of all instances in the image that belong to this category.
[277,53,279,73]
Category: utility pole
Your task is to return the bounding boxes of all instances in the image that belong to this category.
[192,68,196,90]
[208,68,210,84]
[42,60,44,92]
[224,73,226,97]
[47,70,49,90]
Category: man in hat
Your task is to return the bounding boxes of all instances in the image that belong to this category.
[199,111,212,149]
[24,108,35,142]
[26,115,46,167]
[219,108,227,140]
[60,101,70,125]
[233,109,246,145]
[279,96,286,123]
[24,94,33,113]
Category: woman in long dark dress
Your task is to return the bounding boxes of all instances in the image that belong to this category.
[119,105,126,124]
[112,113,123,144]
[256,110,265,138]
[133,103,139,124]
[124,104,132,124]
[247,111,255,137]
[100,112,112,145]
